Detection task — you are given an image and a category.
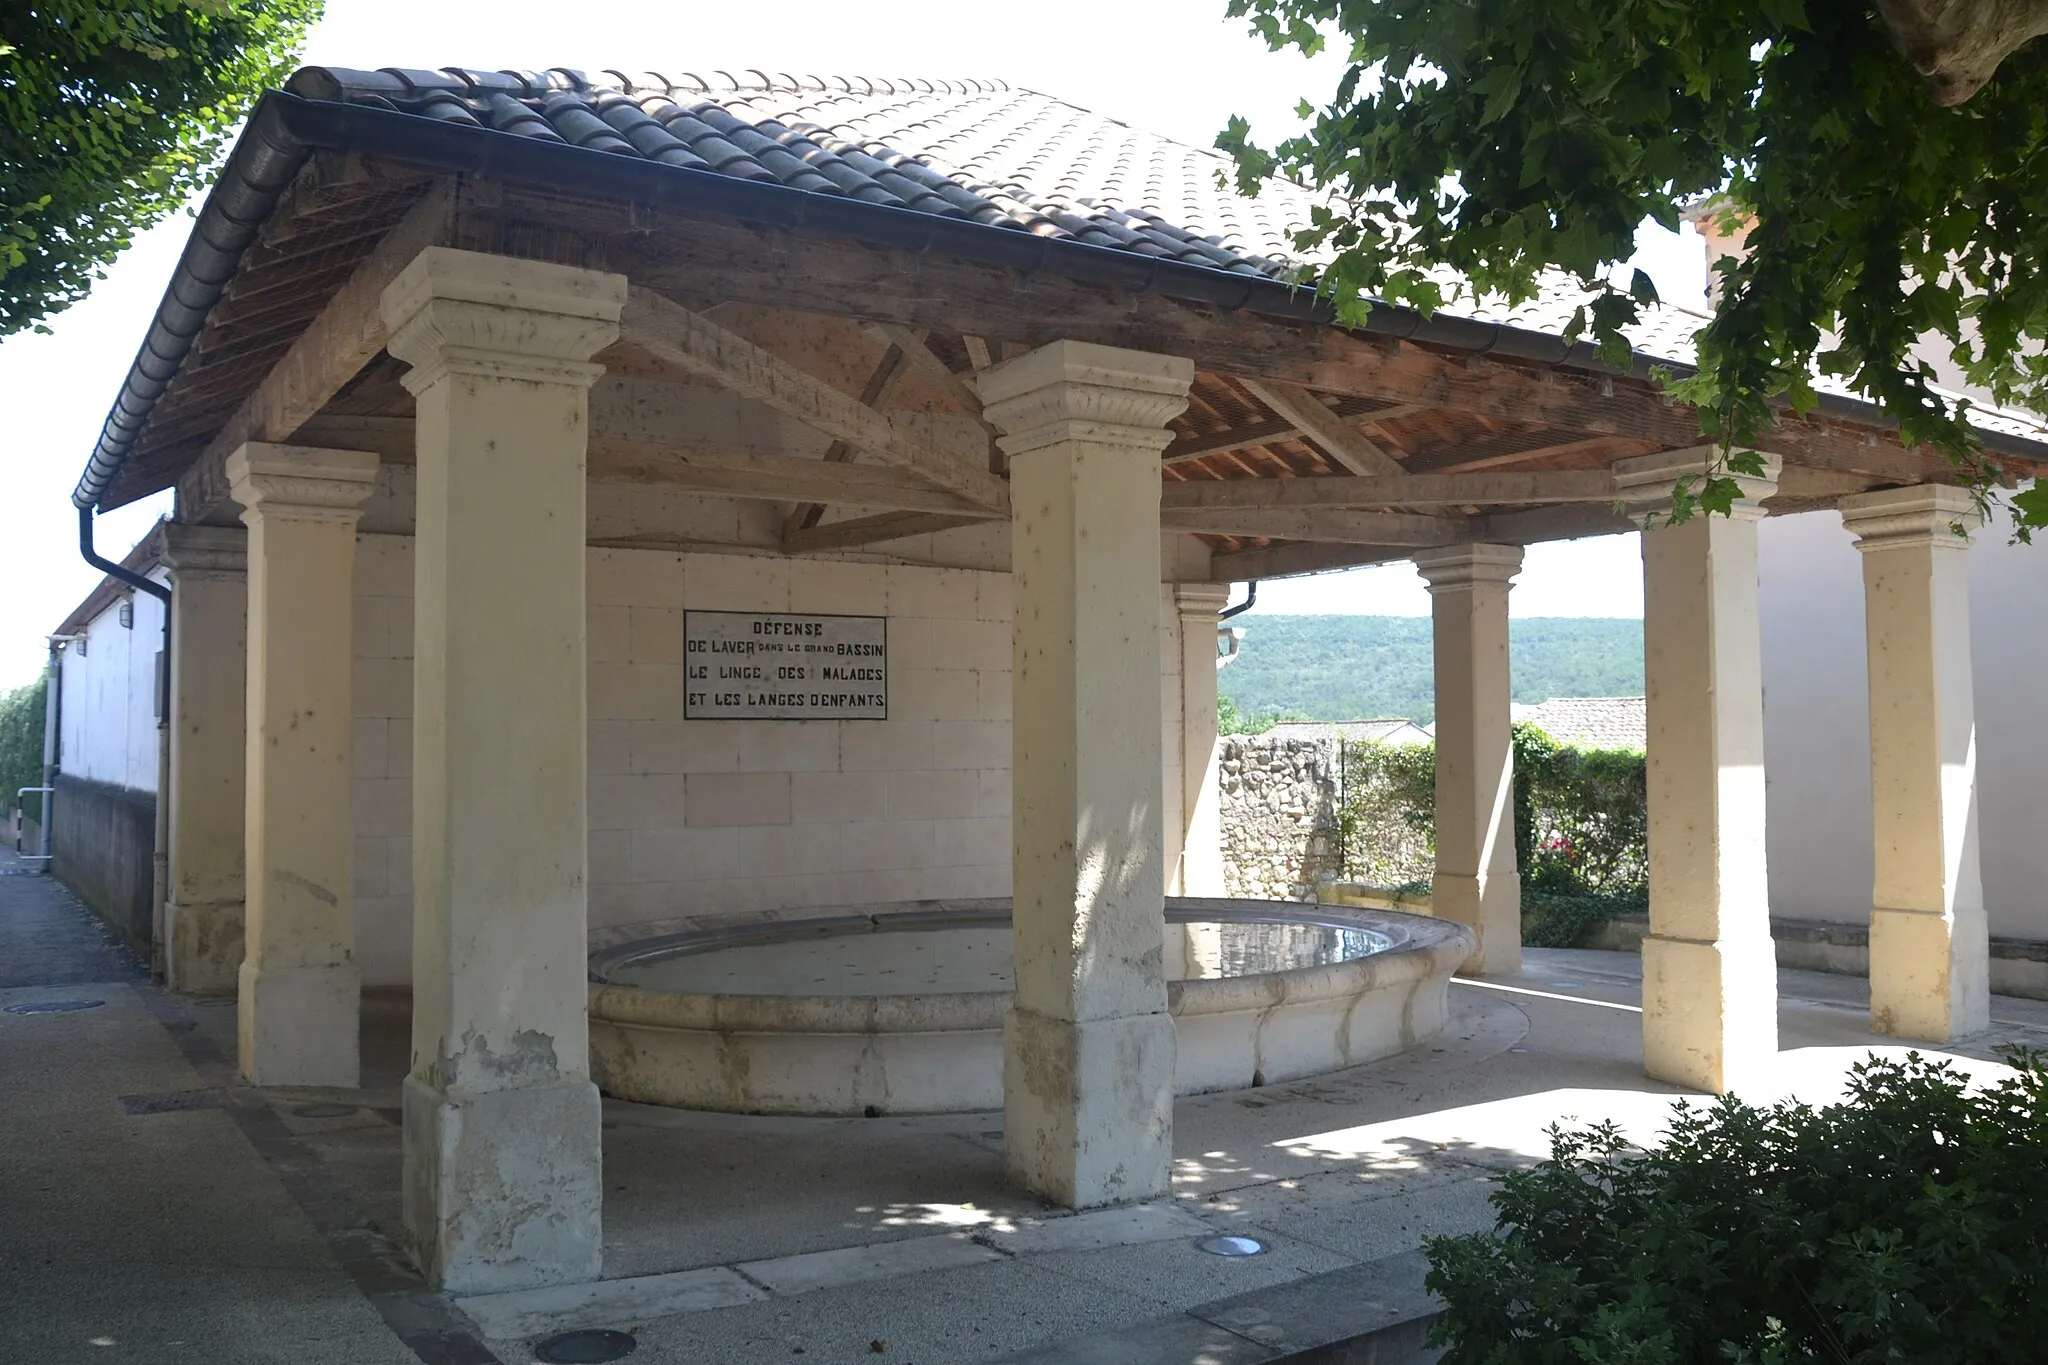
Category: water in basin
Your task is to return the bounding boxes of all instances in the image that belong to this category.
[607,920,1393,997]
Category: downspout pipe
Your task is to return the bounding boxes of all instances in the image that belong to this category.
[37,644,59,862]
[1219,581,1258,621]
[79,506,175,978]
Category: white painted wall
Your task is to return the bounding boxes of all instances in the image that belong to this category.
[349,535,1194,987]
[57,573,166,794]
[1759,501,2048,940]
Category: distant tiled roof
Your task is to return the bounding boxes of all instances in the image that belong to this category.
[1512,696,1646,752]
[1262,719,1433,746]
[285,67,2048,444]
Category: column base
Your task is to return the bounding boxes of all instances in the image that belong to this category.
[237,959,360,1087]
[1432,872,1521,977]
[1641,934,1778,1095]
[164,898,244,996]
[402,1075,603,1294]
[1003,1007,1174,1209]
[1870,905,1989,1042]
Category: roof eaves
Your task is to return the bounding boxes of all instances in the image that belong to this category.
[71,80,2048,510]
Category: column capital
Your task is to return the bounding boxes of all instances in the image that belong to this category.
[380,246,627,394]
[1840,484,1980,552]
[1172,583,1233,618]
[1413,542,1523,591]
[157,522,247,582]
[975,340,1195,459]
[226,443,379,527]
[1613,446,1781,523]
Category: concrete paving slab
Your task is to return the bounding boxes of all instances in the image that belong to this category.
[1188,1250,1440,1357]
[988,1312,1278,1364]
[977,1200,1213,1255]
[553,1255,1166,1365]
[1197,1172,1499,1265]
[1024,1224,1356,1314]
[454,1265,765,1339]
[737,1229,1004,1294]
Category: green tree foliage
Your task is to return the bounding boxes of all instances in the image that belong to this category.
[2,0,321,335]
[1220,0,2048,532]
[1425,1050,2048,1363]
[0,675,49,822]
[1219,615,1643,725]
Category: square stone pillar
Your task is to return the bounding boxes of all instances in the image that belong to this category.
[1414,544,1523,976]
[1173,584,1231,897]
[228,443,380,1086]
[1616,448,1781,1094]
[158,524,248,996]
[1841,486,1988,1040]
[979,341,1195,1209]
[382,247,625,1293]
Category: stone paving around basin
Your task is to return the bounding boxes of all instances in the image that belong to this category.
[9,843,2048,1365]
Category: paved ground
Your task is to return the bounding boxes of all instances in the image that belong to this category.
[7,847,2046,1364]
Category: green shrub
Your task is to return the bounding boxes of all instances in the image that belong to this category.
[1425,1051,2048,1364]
[0,675,47,822]
[1338,724,1648,936]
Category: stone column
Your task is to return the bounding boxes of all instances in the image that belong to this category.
[1174,584,1231,897]
[979,340,1195,1209]
[158,524,248,996]
[381,247,625,1293]
[1841,486,1988,1040]
[1615,449,1781,1094]
[1415,544,1523,976]
[228,443,379,1086]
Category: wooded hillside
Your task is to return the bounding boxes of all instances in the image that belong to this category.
[1220,616,1644,726]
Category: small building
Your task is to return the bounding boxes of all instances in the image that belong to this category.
[1263,718,1433,747]
[1511,696,1647,752]
[44,64,2047,1295]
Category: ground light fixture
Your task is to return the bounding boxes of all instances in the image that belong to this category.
[534,1328,638,1362]
[1194,1234,1270,1257]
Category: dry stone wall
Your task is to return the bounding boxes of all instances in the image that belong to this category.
[1219,735,1343,901]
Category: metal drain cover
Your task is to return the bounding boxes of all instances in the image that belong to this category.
[1195,1234,1269,1257]
[535,1329,637,1362]
[5,999,105,1015]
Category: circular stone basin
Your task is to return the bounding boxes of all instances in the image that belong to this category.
[586,897,1474,1116]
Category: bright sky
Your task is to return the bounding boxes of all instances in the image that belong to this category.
[0,0,1702,686]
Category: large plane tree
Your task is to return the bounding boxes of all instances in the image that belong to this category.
[2,1,319,337]
[1220,0,2048,529]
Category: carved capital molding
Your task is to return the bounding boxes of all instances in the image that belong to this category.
[381,247,626,394]
[1413,542,1524,592]
[1612,445,1782,524]
[157,523,247,582]
[1173,583,1234,619]
[1840,484,1980,552]
[976,340,1195,459]
[225,443,379,527]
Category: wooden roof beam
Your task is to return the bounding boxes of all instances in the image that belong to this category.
[784,340,917,536]
[174,181,452,520]
[1163,507,1467,545]
[1161,469,1617,511]
[592,440,986,513]
[619,286,1010,513]
[782,509,996,553]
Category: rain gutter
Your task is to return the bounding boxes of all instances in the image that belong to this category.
[72,89,2048,511]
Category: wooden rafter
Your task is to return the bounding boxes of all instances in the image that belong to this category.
[1400,430,1653,475]
[592,441,984,512]
[618,287,1009,513]
[1236,377,1406,476]
[1206,540,1419,582]
[173,181,453,519]
[783,341,917,536]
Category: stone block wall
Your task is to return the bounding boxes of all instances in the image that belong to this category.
[1219,735,1343,902]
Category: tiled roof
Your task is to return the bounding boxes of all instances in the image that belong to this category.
[287,68,1309,282]
[1511,696,1647,752]
[286,67,2048,445]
